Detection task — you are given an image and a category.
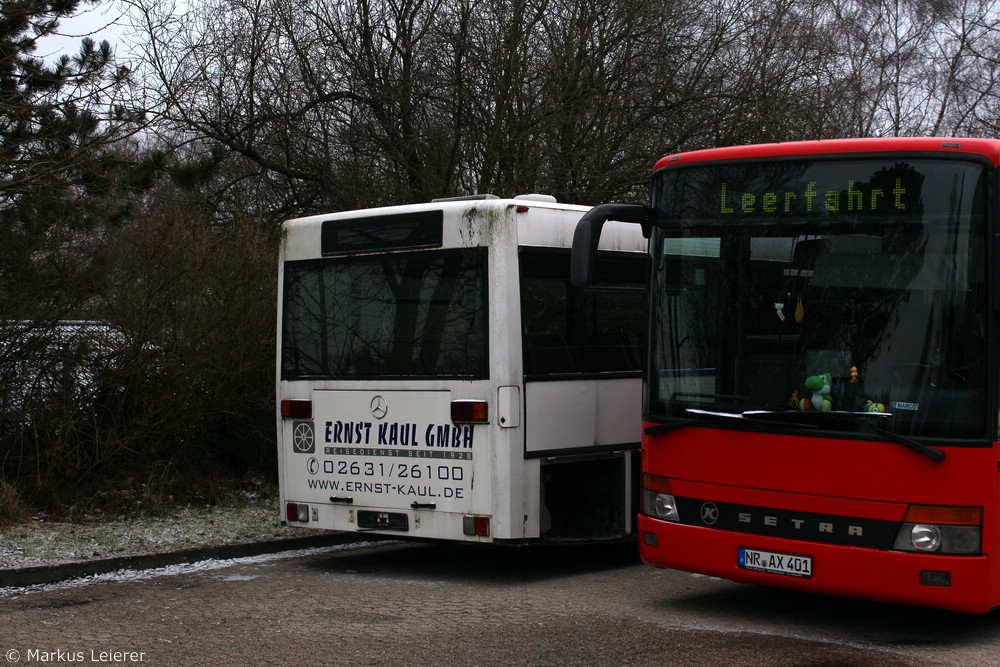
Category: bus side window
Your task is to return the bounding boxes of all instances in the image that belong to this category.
[524,335,578,375]
[520,249,645,376]
[584,334,638,372]
[520,251,574,376]
[581,287,645,373]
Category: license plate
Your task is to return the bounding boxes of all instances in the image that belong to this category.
[358,510,409,532]
[738,547,812,578]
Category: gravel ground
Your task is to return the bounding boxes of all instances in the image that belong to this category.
[0,496,313,570]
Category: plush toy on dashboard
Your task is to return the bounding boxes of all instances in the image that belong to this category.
[799,372,832,411]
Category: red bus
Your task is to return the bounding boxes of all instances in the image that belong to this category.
[572,137,1000,613]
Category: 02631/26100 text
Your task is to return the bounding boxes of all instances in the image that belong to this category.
[323,460,466,481]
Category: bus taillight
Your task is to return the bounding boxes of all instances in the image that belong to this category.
[463,515,490,537]
[286,502,310,523]
[281,399,312,419]
[451,399,488,424]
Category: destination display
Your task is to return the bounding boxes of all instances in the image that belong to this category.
[719,177,910,216]
[653,158,990,223]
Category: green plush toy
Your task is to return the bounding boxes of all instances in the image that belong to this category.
[799,372,832,411]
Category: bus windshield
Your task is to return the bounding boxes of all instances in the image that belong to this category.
[281,249,488,379]
[648,157,989,439]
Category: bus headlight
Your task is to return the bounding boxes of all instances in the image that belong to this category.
[642,473,679,521]
[909,524,941,551]
[644,492,679,521]
[892,505,982,555]
[948,526,982,553]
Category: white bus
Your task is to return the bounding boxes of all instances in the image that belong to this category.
[276,195,647,543]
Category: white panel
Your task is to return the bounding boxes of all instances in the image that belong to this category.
[596,379,643,444]
[525,378,642,453]
[524,380,596,453]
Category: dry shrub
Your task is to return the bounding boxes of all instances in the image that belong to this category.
[0,190,281,516]
[0,478,29,527]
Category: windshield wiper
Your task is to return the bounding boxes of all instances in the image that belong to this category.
[644,408,819,436]
[644,410,743,435]
[742,410,945,462]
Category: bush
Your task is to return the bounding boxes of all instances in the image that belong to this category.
[0,202,281,518]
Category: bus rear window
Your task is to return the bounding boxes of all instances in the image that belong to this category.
[321,211,443,255]
[281,249,488,379]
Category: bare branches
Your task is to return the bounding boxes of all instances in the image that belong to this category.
[124,0,1000,214]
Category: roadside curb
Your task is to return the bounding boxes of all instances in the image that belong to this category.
[0,533,369,588]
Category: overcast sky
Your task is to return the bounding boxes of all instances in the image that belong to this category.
[36,1,131,61]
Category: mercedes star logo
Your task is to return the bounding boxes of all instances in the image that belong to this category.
[700,502,720,525]
[370,395,388,420]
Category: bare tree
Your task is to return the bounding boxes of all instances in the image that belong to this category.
[825,0,1000,137]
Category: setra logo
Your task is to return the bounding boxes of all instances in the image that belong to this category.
[700,502,720,525]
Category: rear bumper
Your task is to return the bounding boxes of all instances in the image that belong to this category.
[638,514,993,613]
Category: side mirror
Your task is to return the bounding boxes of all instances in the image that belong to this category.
[571,203,652,286]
